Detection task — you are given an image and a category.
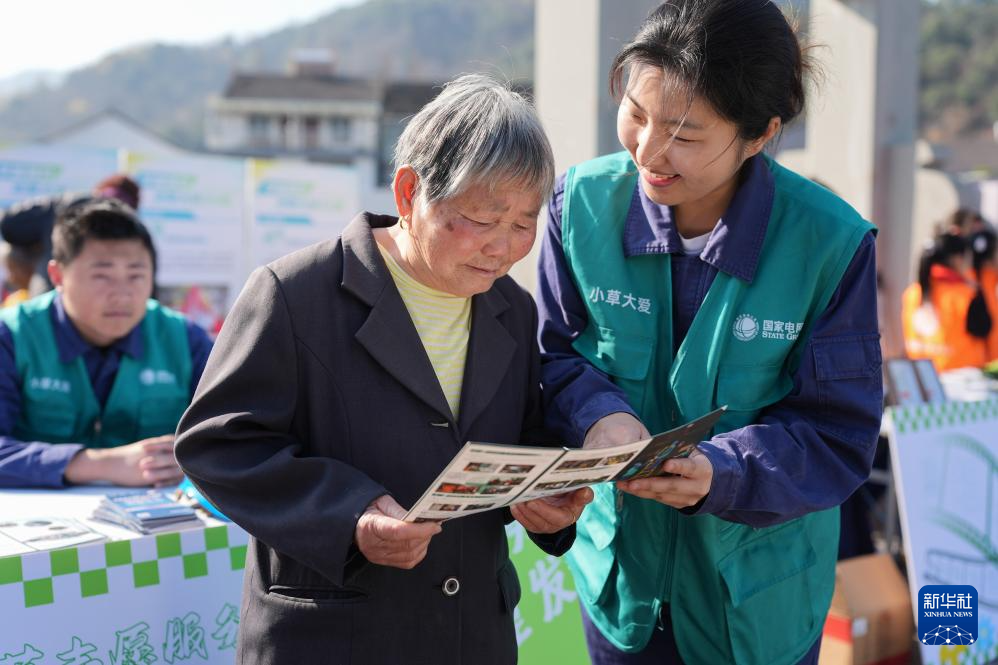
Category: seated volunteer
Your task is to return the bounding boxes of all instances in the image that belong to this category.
[0,173,141,291]
[0,200,212,488]
[537,2,883,664]
[903,231,991,370]
[175,75,591,665]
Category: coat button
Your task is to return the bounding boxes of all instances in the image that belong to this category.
[442,576,460,597]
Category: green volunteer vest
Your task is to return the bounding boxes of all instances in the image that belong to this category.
[0,291,193,448]
[561,152,873,665]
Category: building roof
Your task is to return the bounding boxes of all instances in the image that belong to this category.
[32,108,187,155]
[219,72,534,120]
[223,73,379,102]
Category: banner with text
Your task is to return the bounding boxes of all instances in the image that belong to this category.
[0,521,586,664]
[0,524,247,664]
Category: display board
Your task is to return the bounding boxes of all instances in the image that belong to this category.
[126,152,247,330]
[0,145,121,209]
[248,159,359,269]
[888,399,998,665]
[0,146,365,324]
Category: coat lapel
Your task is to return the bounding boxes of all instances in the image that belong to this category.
[457,288,516,435]
[341,213,453,421]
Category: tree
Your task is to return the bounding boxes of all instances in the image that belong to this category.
[921,0,998,138]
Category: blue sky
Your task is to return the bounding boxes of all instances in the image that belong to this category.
[0,0,361,79]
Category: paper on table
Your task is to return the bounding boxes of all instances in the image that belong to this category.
[0,530,31,556]
[0,517,106,551]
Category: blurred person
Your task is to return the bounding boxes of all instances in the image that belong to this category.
[537,2,883,663]
[902,232,989,371]
[0,173,141,291]
[0,200,212,488]
[0,242,45,308]
[943,207,988,237]
[174,75,590,664]
[969,228,998,360]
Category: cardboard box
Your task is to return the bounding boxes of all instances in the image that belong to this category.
[818,554,914,665]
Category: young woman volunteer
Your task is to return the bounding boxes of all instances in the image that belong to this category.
[537,2,883,664]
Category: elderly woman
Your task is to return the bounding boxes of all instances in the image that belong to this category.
[174,74,591,665]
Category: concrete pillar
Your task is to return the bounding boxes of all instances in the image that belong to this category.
[806,0,920,358]
[510,0,659,292]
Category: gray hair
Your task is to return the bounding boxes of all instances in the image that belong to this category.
[393,74,555,205]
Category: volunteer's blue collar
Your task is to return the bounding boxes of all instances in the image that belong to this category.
[621,153,775,283]
[50,292,144,364]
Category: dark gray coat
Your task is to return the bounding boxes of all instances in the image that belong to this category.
[174,213,571,665]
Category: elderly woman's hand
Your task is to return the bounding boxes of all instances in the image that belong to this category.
[510,487,594,534]
[584,412,651,450]
[615,450,713,509]
[355,494,442,569]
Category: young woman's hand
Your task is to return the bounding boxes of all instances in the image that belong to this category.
[615,450,713,509]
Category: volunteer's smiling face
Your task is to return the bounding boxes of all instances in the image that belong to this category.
[617,65,769,221]
[395,170,542,297]
[49,239,154,347]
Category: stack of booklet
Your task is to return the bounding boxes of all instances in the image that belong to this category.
[92,489,202,534]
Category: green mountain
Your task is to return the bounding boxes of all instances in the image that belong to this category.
[0,0,993,148]
[0,0,533,149]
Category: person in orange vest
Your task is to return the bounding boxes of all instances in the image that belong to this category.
[969,228,998,361]
[902,232,990,370]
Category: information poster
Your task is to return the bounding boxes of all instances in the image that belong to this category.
[248,159,358,269]
[126,152,246,331]
[888,399,998,665]
[0,145,121,209]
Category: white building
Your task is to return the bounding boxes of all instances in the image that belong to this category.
[204,54,439,204]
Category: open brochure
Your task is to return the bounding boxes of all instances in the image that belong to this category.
[404,406,726,522]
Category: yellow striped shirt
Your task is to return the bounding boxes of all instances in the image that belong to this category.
[377,244,471,418]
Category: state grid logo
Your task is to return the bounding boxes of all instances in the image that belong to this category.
[732,314,759,341]
[918,585,978,646]
[139,368,177,386]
